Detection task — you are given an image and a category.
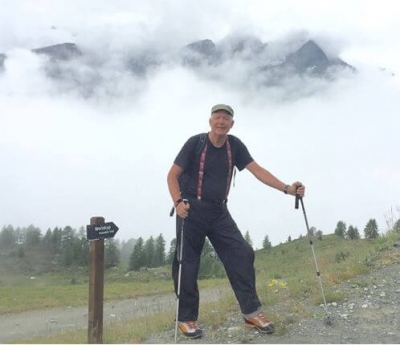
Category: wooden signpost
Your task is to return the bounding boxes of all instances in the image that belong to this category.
[86,217,119,344]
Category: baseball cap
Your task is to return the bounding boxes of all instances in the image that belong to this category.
[211,104,234,117]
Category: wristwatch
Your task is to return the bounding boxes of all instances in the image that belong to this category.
[283,185,290,194]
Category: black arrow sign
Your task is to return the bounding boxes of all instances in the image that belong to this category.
[86,222,119,240]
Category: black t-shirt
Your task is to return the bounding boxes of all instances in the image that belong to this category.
[174,133,254,200]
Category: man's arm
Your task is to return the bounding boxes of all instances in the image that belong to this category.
[167,163,190,217]
[246,161,304,197]
[167,163,184,204]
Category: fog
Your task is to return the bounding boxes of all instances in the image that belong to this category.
[1,0,399,248]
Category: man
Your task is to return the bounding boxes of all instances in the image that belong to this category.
[167,104,305,339]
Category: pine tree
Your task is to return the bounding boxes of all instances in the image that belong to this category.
[347,225,360,240]
[309,226,316,236]
[202,238,213,258]
[364,219,379,239]
[154,234,166,267]
[244,231,253,247]
[334,221,347,238]
[76,227,89,266]
[198,239,224,279]
[51,227,62,252]
[262,235,272,249]
[42,228,52,249]
[25,225,41,247]
[167,238,176,264]
[0,225,16,248]
[61,226,75,266]
[144,236,155,267]
[129,237,145,271]
[105,239,120,268]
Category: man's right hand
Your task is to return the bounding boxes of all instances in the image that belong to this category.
[176,200,190,218]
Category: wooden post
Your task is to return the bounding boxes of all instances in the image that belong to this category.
[88,217,105,344]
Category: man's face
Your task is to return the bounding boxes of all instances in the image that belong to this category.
[209,110,234,135]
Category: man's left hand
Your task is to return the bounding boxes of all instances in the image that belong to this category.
[288,182,305,197]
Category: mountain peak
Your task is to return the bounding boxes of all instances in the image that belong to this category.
[181,39,217,66]
[284,39,330,74]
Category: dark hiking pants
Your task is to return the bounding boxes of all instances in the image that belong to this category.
[172,199,261,321]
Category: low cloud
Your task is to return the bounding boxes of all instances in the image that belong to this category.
[1,1,399,247]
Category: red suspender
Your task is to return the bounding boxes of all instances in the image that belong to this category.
[196,137,233,200]
[197,143,208,200]
[225,138,233,198]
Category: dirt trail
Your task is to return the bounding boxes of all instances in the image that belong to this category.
[0,287,228,343]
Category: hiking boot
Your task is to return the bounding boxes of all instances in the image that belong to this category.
[244,312,275,334]
[178,321,203,338]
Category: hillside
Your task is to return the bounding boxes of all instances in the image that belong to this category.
[1,231,399,343]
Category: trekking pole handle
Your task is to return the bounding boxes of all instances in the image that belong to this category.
[169,199,189,217]
[295,186,301,209]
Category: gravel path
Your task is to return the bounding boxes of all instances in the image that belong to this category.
[1,263,399,343]
[146,263,400,344]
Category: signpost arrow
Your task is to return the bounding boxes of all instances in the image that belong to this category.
[86,222,119,240]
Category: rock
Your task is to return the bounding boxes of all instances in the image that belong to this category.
[0,53,6,70]
[32,42,81,61]
[0,43,81,72]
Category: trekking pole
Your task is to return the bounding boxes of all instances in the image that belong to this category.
[295,192,333,326]
[174,201,188,343]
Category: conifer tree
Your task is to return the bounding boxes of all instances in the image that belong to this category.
[154,234,166,267]
[347,225,360,240]
[244,230,253,247]
[129,237,145,271]
[167,238,176,264]
[262,235,272,249]
[364,219,379,239]
[144,236,155,267]
[42,228,52,249]
[105,239,120,268]
[334,221,347,238]
[0,225,16,248]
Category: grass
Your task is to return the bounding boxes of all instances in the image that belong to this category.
[0,266,226,314]
[254,233,400,307]
[6,231,400,343]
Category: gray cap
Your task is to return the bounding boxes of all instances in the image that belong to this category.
[211,104,234,117]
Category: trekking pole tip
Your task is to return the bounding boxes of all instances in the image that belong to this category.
[324,315,333,326]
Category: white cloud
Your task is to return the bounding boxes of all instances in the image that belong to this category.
[1,0,400,249]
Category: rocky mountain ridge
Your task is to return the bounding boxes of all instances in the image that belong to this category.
[0,37,353,75]
[0,36,356,99]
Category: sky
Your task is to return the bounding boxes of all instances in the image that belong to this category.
[1,0,400,249]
